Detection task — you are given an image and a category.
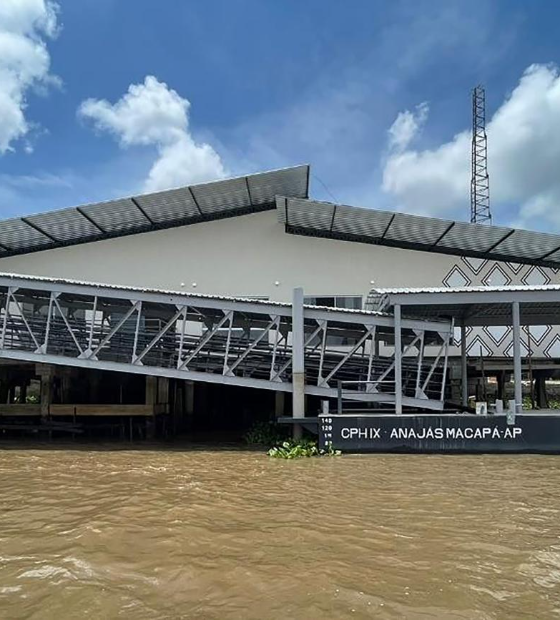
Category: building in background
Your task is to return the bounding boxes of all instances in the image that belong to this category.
[0,164,559,437]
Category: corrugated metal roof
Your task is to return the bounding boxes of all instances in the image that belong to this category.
[371,284,560,295]
[0,165,309,258]
[366,284,560,326]
[0,271,389,317]
[278,196,560,268]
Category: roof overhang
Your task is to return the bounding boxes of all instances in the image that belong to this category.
[0,165,310,258]
[370,285,560,326]
[277,196,560,269]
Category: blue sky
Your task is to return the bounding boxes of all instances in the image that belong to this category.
[3,0,560,230]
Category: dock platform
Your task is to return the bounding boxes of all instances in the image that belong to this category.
[318,411,560,453]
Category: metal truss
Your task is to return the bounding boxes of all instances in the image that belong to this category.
[0,274,453,411]
[471,84,491,224]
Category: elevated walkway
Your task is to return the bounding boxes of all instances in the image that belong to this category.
[0,273,453,411]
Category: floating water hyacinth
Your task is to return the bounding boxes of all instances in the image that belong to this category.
[268,439,341,459]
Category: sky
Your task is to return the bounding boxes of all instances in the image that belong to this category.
[2,0,560,231]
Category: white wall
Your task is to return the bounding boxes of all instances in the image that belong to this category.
[2,210,560,359]
[0,210,460,302]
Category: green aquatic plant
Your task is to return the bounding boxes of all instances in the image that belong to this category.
[243,420,288,446]
[322,442,342,457]
[268,439,341,459]
[522,396,560,410]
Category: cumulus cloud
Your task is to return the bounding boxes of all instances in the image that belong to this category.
[78,76,226,192]
[382,64,560,227]
[387,102,429,153]
[0,0,60,154]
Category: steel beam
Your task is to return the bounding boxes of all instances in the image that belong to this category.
[134,306,184,365]
[0,276,451,414]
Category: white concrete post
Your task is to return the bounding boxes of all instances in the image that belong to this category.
[461,323,468,407]
[512,301,522,413]
[394,304,402,415]
[292,287,305,439]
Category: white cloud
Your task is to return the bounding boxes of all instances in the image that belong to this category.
[382,64,560,228]
[387,102,429,153]
[78,75,226,192]
[0,0,60,154]
[0,171,71,189]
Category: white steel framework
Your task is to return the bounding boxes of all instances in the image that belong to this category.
[0,274,453,411]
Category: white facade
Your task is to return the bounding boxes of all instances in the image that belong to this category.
[0,208,559,359]
[0,210,462,300]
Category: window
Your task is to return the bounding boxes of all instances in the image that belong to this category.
[304,296,363,347]
[304,296,362,310]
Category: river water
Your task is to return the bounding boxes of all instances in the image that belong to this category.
[1,447,560,619]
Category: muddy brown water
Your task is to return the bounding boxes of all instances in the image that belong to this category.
[1,446,560,619]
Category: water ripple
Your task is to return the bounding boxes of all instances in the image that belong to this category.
[1,448,560,618]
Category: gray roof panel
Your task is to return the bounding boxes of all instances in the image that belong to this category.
[26,208,102,242]
[0,165,309,257]
[384,212,452,246]
[542,248,560,263]
[435,221,512,253]
[278,196,560,268]
[134,187,200,223]
[491,228,560,260]
[80,198,150,232]
[249,165,308,206]
[333,205,394,238]
[191,177,250,215]
[0,219,53,250]
[284,197,334,230]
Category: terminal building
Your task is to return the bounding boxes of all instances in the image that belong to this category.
[1,164,560,444]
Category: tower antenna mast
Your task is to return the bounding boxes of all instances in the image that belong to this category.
[470,85,491,224]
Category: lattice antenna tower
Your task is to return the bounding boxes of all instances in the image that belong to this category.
[470,84,491,224]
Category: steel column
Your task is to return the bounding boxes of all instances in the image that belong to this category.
[292,287,305,438]
[512,301,523,413]
[394,304,402,415]
[461,323,468,407]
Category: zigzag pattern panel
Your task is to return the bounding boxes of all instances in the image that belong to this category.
[444,260,560,359]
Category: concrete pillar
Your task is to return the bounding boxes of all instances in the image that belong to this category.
[145,376,157,439]
[292,287,305,440]
[512,301,523,413]
[158,377,170,412]
[535,375,548,409]
[90,370,101,403]
[185,380,195,416]
[39,368,53,420]
[394,304,402,415]
[145,376,157,405]
[0,369,9,405]
[275,391,285,419]
[60,369,72,404]
[496,371,505,401]
[461,323,468,407]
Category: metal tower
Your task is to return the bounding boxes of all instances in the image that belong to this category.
[470,85,491,224]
